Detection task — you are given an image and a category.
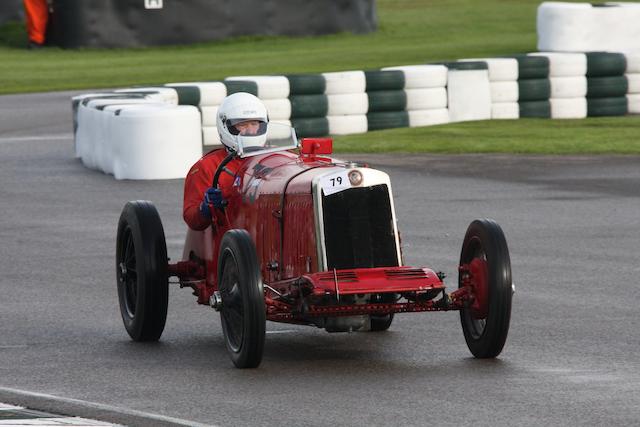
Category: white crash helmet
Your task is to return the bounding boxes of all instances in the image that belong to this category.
[216,92,269,152]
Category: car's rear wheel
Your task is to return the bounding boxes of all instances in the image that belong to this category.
[459,219,512,358]
[369,293,397,331]
[116,201,168,341]
[370,314,394,331]
[218,229,266,368]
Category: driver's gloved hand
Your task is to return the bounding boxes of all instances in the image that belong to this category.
[199,188,226,218]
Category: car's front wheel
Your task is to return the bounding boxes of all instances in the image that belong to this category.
[459,219,512,358]
[116,201,169,341]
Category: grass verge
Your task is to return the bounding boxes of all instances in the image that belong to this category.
[333,117,640,154]
[0,0,539,94]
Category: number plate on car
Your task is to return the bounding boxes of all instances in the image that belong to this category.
[320,170,352,196]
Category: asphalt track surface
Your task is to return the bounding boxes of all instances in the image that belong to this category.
[1,92,640,426]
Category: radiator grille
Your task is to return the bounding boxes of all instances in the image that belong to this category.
[322,184,398,270]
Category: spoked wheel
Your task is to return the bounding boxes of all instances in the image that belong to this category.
[218,229,266,368]
[116,201,168,341]
[459,219,513,358]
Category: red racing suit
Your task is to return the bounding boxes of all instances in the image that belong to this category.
[183,148,241,231]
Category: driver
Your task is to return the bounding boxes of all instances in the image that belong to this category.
[183,92,268,230]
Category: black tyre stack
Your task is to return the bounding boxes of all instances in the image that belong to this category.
[364,70,409,131]
[511,55,551,118]
[586,52,628,117]
[286,74,330,138]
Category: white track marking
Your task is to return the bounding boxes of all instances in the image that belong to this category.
[0,388,216,427]
[0,135,72,144]
[266,330,297,334]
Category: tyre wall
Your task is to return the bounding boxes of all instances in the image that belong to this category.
[72,51,640,179]
[50,0,375,48]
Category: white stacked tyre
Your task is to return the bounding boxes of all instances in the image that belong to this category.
[167,81,227,147]
[461,58,519,119]
[321,71,368,135]
[75,98,164,167]
[537,2,640,53]
[439,61,491,123]
[530,52,587,119]
[225,76,293,130]
[624,52,640,114]
[381,64,449,127]
[109,104,202,180]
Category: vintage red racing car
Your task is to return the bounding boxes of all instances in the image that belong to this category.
[116,123,514,368]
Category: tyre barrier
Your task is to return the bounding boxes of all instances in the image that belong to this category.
[73,47,640,179]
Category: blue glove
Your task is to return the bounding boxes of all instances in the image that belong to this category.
[199,188,226,218]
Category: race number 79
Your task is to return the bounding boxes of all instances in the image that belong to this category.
[320,170,351,196]
[330,176,343,187]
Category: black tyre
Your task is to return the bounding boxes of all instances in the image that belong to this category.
[365,70,405,91]
[367,111,409,131]
[286,74,326,95]
[587,76,629,98]
[218,229,266,368]
[369,293,397,331]
[167,85,200,106]
[587,96,628,117]
[370,314,394,331]
[518,78,551,102]
[291,117,330,138]
[224,80,258,96]
[367,90,407,112]
[116,201,169,342]
[437,61,488,71]
[459,219,512,358]
[519,100,551,118]
[510,54,550,79]
[586,52,627,77]
[290,95,329,118]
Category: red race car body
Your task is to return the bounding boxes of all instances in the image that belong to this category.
[117,124,513,368]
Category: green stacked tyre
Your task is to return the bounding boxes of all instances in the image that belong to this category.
[587,76,628,98]
[518,79,551,101]
[519,100,551,118]
[366,111,409,130]
[510,54,550,79]
[224,80,258,96]
[587,97,628,117]
[586,52,627,77]
[367,90,407,112]
[586,52,628,117]
[290,95,328,118]
[290,117,329,137]
[436,61,488,71]
[286,74,326,95]
[365,70,405,91]
[170,85,200,106]
[511,55,551,119]
[286,75,328,136]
